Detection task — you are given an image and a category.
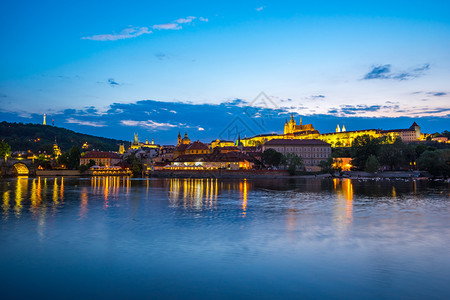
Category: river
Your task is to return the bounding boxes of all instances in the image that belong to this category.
[1,176,449,299]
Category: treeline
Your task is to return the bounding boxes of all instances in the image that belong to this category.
[0,121,128,152]
[335,135,450,176]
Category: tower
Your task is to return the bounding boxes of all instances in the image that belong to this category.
[336,124,341,133]
[342,125,346,132]
[43,114,46,125]
[119,144,125,154]
[284,119,289,135]
[177,131,182,146]
[133,133,139,145]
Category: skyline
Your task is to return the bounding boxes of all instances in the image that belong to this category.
[1,0,449,143]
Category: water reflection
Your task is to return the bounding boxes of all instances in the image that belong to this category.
[169,178,219,210]
[333,178,354,232]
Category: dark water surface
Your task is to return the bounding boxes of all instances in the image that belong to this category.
[1,176,449,299]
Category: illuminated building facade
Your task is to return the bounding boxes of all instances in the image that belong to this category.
[284,114,316,134]
[130,133,159,150]
[262,139,331,167]
[240,117,424,148]
[80,151,122,167]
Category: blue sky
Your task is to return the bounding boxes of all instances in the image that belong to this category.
[0,0,449,144]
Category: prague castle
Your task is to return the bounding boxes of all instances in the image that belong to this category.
[240,115,424,148]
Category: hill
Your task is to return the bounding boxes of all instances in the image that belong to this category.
[0,121,129,152]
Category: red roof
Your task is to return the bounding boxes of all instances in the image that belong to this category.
[186,141,209,150]
[83,151,122,159]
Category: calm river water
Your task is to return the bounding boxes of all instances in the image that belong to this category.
[1,176,449,299]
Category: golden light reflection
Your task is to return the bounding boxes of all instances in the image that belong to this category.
[2,190,10,220]
[333,178,354,232]
[168,178,224,210]
[239,179,248,217]
[14,176,28,218]
[53,178,59,204]
[79,187,88,219]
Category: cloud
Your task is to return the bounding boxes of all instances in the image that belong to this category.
[153,23,181,30]
[198,127,205,131]
[256,6,264,11]
[108,78,119,87]
[170,110,177,114]
[363,63,430,81]
[155,53,168,60]
[431,92,446,97]
[83,16,208,41]
[120,119,180,130]
[175,16,196,24]
[82,26,151,41]
[311,95,325,100]
[66,118,106,127]
[0,93,7,98]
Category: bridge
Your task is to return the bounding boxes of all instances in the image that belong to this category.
[0,159,36,177]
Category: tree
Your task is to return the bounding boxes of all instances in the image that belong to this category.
[0,141,11,162]
[67,146,81,169]
[350,135,382,170]
[282,153,303,175]
[262,149,283,167]
[378,138,405,170]
[319,157,340,175]
[417,149,450,177]
[126,153,142,176]
[365,155,380,173]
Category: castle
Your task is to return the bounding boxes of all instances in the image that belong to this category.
[239,115,424,147]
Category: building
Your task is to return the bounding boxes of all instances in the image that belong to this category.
[263,139,331,167]
[130,133,159,150]
[241,117,425,148]
[168,152,254,170]
[80,151,122,167]
[210,139,235,148]
[284,114,316,134]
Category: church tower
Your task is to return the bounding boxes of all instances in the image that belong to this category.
[133,133,139,145]
[43,114,46,125]
[342,125,346,132]
[284,119,289,135]
[336,124,341,133]
[177,131,182,146]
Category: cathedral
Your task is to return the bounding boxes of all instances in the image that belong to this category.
[284,114,316,135]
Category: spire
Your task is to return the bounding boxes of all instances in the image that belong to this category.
[342,125,346,132]
[43,114,46,125]
[178,130,181,138]
[285,118,288,124]
[185,131,188,138]
[336,124,341,133]
[300,117,302,126]
[290,113,294,122]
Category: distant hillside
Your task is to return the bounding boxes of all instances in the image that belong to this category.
[0,121,129,152]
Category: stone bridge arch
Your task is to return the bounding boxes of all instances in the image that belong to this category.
[12,163,29,175]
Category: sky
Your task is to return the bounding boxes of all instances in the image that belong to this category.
[0,0,449,144]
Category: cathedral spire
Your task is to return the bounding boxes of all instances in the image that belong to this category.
[290,113,294,122]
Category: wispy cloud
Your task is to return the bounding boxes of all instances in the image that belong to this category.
[82,26,151,41]
[256,6,264,11]
[153,23,181,30]
[175,16,196,24]
[66,118,106,127]
[108,78,119,87]
[83,16,208,41]
[363,63,430,80]
[430,92,446,97]
[120,119,180,130]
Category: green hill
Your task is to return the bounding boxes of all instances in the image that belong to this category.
[0,121,129,153]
